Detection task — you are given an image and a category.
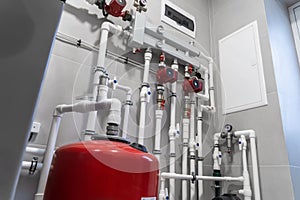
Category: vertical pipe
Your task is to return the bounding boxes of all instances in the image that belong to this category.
[234,130,261,200]
[208,60,215,109]
[182,118,189,200]
[121,103,130,138]
[250,136,261,200]
[35,113,62,198]
[240,135,252,200]
[169,59,178,200]
[154,110,164,161]
[189,93,196,200]
[138,48,152,145]
[138,101,147,145]
[159,177,166,200]
[85,24,109,133]
[197,101,203,200]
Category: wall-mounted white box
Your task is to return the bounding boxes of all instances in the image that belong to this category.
[160,0,196,38]
[219,21,268,114]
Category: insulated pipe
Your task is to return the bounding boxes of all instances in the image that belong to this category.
[26,147,45,156]
[168,59,178,200]
[234,130,261,200]
[35,100,121,199]
[197,101,203,200]
[161,172,244,182]
[189,93,196,200]
[85,22,123,133]
[138,48,152,145]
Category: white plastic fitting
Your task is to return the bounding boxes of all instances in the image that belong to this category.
[109,77,118,90]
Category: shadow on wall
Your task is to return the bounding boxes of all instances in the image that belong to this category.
[63,3,107,46]
[0,0,34,58]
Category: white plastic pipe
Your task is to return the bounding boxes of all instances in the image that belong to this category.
[85,22,123,133]
[213,133,221,171]
[234,130,261,200]
[154,110,164,161]
[168,60,178,200]
[239,135,252,200]
[197,101,203,200]
[110,83,132,138]
[22,161,43,171]
[35,100,122,199]
[138,48,152,145]
[26,147,45,156]
[208,60,215,110]
[196,68,209,102]
[189,93,196,200]
[35,114,61,199]
[159,177,166,200]
[182,118,189,200]
[161,172,244,182]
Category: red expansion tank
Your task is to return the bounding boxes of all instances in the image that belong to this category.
[44,138,159,200]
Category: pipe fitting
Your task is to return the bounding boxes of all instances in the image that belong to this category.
[106,98,122,126]
[100,21,123,35]
[144,48,152,61]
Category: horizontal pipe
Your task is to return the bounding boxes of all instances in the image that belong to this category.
[161,172,244,182]
[26,147,45,156]
[22,161,43,171]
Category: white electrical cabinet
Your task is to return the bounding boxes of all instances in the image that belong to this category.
[160,0,196,38]
[219,21,268,114]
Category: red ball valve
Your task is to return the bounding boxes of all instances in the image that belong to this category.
[183,77,203,94]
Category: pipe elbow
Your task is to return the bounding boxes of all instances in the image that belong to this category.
[54,104,71,116]
[248,130,256,138]
[100,22,123,35]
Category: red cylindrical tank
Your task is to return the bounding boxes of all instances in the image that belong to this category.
[44,139,159,200]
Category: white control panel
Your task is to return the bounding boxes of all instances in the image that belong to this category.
[160,0,196,38]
